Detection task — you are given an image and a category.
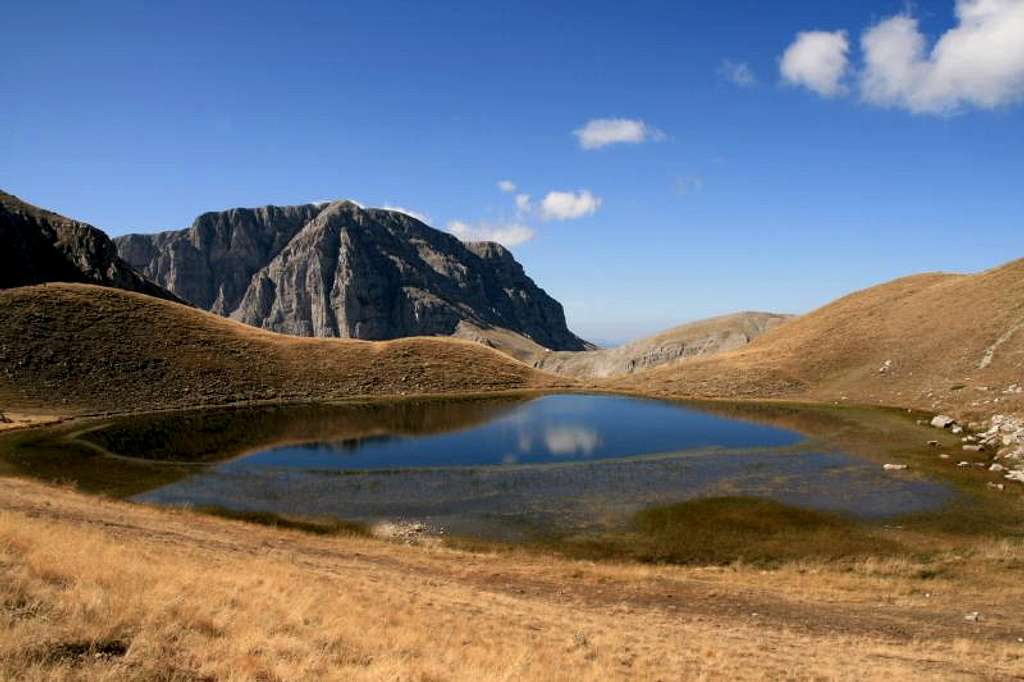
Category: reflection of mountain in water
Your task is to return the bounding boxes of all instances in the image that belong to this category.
[82,396,531,464]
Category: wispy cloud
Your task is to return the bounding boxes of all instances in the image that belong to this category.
[719,59,756,87]
[674,175,705,196]
[539,190,602,221]
[573,118,666,150]
[780,30,850,97]
[514,193,532,213]
[379,205,431,223]
[497,179,517,193]
[446,219,535,246]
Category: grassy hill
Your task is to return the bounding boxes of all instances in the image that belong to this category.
[616,258,1024,421]
[0,283,569,416]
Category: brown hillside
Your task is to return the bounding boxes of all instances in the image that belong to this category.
[617,259,1024,421]
[0,284,569,416]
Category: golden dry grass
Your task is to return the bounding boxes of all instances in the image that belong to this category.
[1,478,1023,681]
[617,258,1024,423]
[0,284,572,417]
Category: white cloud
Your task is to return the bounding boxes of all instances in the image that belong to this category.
[573,118,665,150]
[719,59,756,87]
[860,0,1024,114]
[379,205,431,223]
[497,179,517,193]
[446,219,536,247]
[514,193,532,213]
[780,30,850,97]
[539,190,602,221]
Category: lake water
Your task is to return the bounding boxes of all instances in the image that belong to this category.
[66,394,955,540]
[222,394,803,470]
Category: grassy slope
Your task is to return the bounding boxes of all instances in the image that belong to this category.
[2,478,1022,681]
[0,283,569,416]
[617,259,1024,421]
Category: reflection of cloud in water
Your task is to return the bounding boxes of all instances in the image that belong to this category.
[543,426,601,456]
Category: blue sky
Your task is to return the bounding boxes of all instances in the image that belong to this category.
[3,1,1023,343]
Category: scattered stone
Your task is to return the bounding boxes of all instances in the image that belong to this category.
[931,415,955,429]
[927,440,940,447]
[989,463,1005,472]
[878,360,893,374]
[883,464,909,471]
[965,611,984,623]
[939,454,950,459]
[957,461,971,468]
[987,482,1005,491]
[962,444,985,453]
[1005,471,1024,484]
[951,426,963,435]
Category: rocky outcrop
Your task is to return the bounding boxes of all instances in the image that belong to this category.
[0,190,181,303]
[533,312,791,378]
[117,200,589,351]
[117,203,323,315]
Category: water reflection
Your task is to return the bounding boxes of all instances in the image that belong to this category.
[10,394,956,541]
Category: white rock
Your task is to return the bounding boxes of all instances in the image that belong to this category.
[989,463,1005,472]
[951,426,963,434]
[987,482,1005,491]
[1005,471,1024,484]
[962,444,985,453]
[964,611,983,622]
[883,464,909,471]
[931,415,955,429]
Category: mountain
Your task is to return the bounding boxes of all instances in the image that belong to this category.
[533,311,790,378]
[0,284,568,416]
[0,190,180,302]
[116,201,590,351]
[616,258,1024,422]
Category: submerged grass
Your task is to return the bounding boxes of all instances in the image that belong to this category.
[546,496,901,567]
[191,505,371,537]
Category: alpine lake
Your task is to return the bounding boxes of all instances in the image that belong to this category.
[3,393,1018,565]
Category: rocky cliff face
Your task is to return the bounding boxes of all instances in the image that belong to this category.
[116,203,322,315]
[0,190,182,303]
[116,200,589,350]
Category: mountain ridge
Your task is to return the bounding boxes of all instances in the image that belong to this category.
[116,200,591,351]
[0,190,182,303]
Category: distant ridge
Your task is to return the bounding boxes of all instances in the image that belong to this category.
[534,311,791,378]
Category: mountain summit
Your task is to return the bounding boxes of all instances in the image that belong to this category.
[116,200,590,352]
